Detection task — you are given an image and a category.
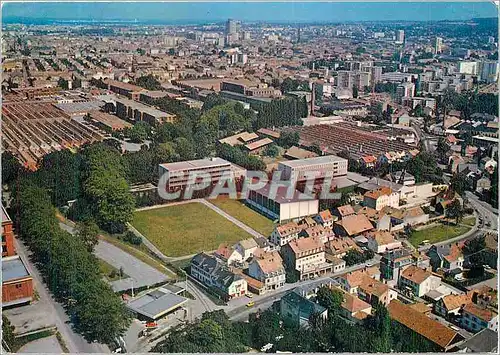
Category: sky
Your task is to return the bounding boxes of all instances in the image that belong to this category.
[2,2,498,24]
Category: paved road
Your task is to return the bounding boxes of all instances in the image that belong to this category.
[14,239,110,353]
[61,222,170,291]
[18,335,63,353]
[94,241,169,292]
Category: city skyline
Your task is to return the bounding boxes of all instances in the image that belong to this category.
[2,2,498,24]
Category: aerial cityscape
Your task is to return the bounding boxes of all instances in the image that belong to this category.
[1,1,498,353]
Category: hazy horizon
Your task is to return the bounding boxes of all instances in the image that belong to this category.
[2,2,498,24]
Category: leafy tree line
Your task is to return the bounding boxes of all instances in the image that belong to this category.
[70,143,135,233]
[252,97,305,129]
[134,74,162,91]
[343,248,375,266]
[216,143,266,171]
[11,182,131,344]
[153,288,439,353]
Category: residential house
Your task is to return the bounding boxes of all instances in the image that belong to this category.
[449,155,466,174]
[387,206,429,231]
[366,231,402,254]
[358,276,398,306]
[324,237,360,260]
[475,177,491,194]
[235,238,259,261]
[482,233,498,268]
[313,210,336,229]
[399,265,441,298]
[461,302,498,333]
[340,291,372,324]
[248,251,286,292]
[388,300,464,351]
[380,248,414,281]
[338,267,380,294]
[298,216,317,229]
[428,244,464,272]
[355,206,389,230]
[333,204,356,219]
[301,225,334,244]
[333,214,373,237]
[280,290,328,328]
[280,236,332,281]
[270,222,301,247]
[214,243,243,265]
[363,187,400,211]
[190,253,248,300]
[434,293,471,320]
[359,155,377,169]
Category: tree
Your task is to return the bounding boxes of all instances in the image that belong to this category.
[264,144,279,157]
[436,137,450,162]
[36,150,82,207]
[2,151,25,186]
[127,121,150,143]
[450,171,467,196]
[57,77,69,90]
[13,183,132,344]
[174,137,196,161]
[135,74,162,90]
[75,219,100,252]
[277,131,300,149]
[316,286,343,314]
[352,85,359,99]
[446,199,465,225]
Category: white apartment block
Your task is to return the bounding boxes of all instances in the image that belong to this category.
[277,155,348,182]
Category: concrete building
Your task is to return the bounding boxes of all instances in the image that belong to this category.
[277,155,348,183]
[396,82,415,104]
[458,61,479,75]
[246,185,319,223]
[480,61,499,83]
[396,30,405,44]
[435,37,443,54]
[115,97,175,125]
[159,157,246,194]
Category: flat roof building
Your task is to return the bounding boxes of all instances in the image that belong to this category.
[2,255,34,308]
[115,97,175,125]
[159,157,246,194]
[278,155,348,182]
[246,184,319,223]
[126,287,188,321]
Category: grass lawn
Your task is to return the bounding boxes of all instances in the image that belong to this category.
[131,202,253,257]
[208,198,275,236]
[461,216,476,226]
[409,223,471,247]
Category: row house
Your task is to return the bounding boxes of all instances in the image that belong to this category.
[248,251,286,292]
[399,265,441,298]
[461,302,498,333]
[333,214,374,237]
[280,236,332,281]
[363,187,400,211]
[270,222,301,247]
[427,244,464,273]
[313,210,336,229]
[365,230,402,254]
[300,225,335,244]
[190,252,248,300]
